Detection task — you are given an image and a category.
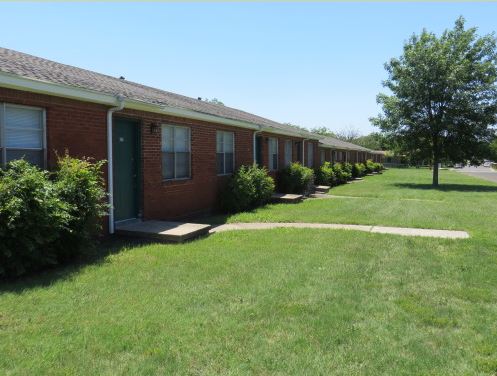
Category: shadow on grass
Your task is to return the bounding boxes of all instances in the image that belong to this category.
[0,237,162,294]
[394,183,497,192]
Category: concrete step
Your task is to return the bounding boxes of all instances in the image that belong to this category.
[313,185,331,193]
[116,220,211,243]
[271,193,304,203]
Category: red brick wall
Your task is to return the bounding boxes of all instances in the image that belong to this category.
[117,108,254,220]
[0,87,254,221]
[0,87,108,169]
[0,87,323,222]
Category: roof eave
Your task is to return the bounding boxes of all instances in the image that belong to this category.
[0,71,291,132]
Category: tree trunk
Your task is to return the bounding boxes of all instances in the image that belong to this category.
[432,159,439,186]
[432,134,439,187]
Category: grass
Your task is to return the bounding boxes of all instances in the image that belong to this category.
[208,168,497,240]
[1,168,497,375]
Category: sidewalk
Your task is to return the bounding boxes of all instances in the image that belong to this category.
[210,222,469,239]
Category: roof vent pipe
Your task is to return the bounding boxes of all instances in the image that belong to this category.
[107,95,125,234]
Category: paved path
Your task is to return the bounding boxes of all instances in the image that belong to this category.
[456,166,497,184]
[210,222,469,239]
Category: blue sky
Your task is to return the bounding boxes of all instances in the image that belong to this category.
[2,2,497,134]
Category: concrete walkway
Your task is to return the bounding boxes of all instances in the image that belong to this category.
[210,222,469,239]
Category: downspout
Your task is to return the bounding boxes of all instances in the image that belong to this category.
[253,125,262,164]
[107,95,125,234]
[302,138,310,166]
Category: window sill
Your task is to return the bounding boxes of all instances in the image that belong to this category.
[217,173,233,177]
[162,177,192,183]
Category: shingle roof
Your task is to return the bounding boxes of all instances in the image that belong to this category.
[0,47,317,138]
[318,136,372,152]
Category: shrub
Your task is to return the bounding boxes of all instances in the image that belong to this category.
[352,163,365,178]
[314,162,335,186]
[0,155,108,278]
[342,162,353,180]
[0,160,70,277]
[220,164,275,213]
[333,163,351,185]
[364,159,376,174]
[277,162,315,194]
[373,162,383,173]
[54,154,108,261]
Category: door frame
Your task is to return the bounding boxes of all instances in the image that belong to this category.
[112,116,142,224]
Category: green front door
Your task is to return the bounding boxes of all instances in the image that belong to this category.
[113,118,140,222]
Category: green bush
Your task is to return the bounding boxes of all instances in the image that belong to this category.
[277,162,315,194]
[352,163,365,178]
[372,162,383,173]
[314,162,335,186]
[0,155,108,278]
[54,154,108,261]
[220,164,275,213]
[364,159,376,174]
[0,160,70,277]
[333,163,351,185]
[342,163,353,180]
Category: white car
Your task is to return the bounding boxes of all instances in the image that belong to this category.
[483,161,491,167]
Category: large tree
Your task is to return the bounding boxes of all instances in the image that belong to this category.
[371,17,497,186]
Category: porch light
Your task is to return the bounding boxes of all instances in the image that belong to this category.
[149,122,160,134]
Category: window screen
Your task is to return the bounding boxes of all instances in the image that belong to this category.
[161,125,191,179]
[216,131,234,175]
[268,137,278,171]
[1,104,44,168]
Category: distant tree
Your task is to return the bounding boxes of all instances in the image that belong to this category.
[310,126,337,137]
[283,122,309,132]
[489,137,497,161]
[371,17,497,186]
[354,132,391,150]
[335,127,361,142]
[204,98,225,106]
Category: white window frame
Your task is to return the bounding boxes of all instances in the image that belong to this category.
[161,124,191,180]
[0,103,46,169]
[268,137,278,171]
[284,139,292,167]
[216,130,235,176]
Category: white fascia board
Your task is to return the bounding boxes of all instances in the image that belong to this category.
[262,126,321,140]
[122,99,260,131]
[0,71,119,106]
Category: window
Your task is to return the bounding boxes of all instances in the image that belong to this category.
[320,149,326,165]
[216,131,234,175]
[296,141,302,162]
[268,137,278,171]
[284,140,292,167]
[161,125,191,180]
[1,104,45,168]
[306,142,314,168]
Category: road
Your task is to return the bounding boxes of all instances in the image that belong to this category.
[456,165,497,183]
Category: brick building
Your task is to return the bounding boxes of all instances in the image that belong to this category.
[0,47,326,233]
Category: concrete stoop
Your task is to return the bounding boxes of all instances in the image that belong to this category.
[116,220,211,242]
[313,185,331,193]
[271,193,304,203]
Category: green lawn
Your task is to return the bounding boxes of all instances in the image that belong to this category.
[1,169,497,375]
[210,168,497,241]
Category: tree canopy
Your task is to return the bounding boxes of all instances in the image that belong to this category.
[371,17,497,185]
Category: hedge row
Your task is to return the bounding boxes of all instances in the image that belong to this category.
[315,160,384,186]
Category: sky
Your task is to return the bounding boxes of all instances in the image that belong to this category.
[1,2,497,135]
